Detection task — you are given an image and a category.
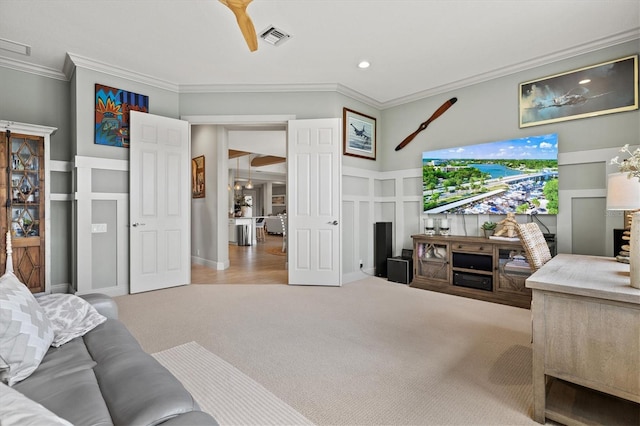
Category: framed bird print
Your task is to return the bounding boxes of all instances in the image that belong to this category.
[343,108,376,160]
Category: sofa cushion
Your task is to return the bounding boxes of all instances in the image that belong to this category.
[37,293,106,347]
[13,335,112,426]
[15,368,113,426]
[0,382,73,426]
[0,272,54,386]
[85,319,202,426]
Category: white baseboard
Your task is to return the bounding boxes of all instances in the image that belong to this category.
[191,256,228,271]
[51,282,73,294]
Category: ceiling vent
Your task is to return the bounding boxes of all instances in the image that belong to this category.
[259,26,291,46]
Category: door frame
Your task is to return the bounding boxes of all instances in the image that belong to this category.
[182,115,296,277]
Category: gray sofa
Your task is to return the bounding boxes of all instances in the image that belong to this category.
[12,294,218,426]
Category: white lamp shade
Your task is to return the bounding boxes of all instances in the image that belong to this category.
[607,172,640,210]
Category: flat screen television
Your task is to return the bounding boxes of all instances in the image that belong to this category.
[422,133,558,215]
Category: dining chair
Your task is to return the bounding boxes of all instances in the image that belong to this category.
[255,218,266,242]
[280,214,287,252]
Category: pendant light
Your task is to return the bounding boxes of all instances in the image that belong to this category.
[233,158,242,191]
[245,155,253,189]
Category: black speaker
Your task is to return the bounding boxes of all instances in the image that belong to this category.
[387,257,413,284]
[374,222,392,277]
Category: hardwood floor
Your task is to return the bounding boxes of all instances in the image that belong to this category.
[191,233,287,284]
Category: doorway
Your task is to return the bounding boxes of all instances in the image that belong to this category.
[184,114,294,285]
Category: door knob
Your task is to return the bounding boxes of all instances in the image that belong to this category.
[328,220,338,225]
[132,222,146,227]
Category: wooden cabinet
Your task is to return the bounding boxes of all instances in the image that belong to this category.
[411,234,537,308]
[0,122,56,293]
[526,254,639,425]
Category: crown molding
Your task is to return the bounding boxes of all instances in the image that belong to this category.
[1,29,637,109]
[64,53,180,92]
[0,55,67,81]
[179,82,384,109]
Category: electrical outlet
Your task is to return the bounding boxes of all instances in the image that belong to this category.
[91,223,107,233]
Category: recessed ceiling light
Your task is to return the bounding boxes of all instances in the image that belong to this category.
[358,61,370,69]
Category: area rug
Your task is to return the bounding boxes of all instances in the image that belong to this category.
[152,341,313,426]
[265,246,287,256]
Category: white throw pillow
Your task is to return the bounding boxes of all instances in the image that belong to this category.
[0,382,73,425]
[36,294,107,347]
[0,272,54,386]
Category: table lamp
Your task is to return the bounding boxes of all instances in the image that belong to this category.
[606,172,640,288]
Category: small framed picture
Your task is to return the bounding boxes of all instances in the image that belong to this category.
[192,155,205,198]
[343,108,376,160]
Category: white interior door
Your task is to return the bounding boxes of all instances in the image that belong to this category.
[287,118,341,286]
[129,111,190,293]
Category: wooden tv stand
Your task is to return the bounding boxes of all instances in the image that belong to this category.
[410,234,539,308]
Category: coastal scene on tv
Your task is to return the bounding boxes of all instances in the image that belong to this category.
[423,134,558,215]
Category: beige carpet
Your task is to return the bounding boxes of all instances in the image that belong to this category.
[116,277,537,425]
[153,342,313,425]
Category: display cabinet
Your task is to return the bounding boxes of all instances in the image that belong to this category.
[1,122,56,293]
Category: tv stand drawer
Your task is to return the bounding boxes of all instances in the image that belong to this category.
[452,242,491,253]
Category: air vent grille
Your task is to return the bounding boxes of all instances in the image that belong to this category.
[260,26,291,46]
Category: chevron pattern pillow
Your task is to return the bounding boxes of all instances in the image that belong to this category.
[0,273,54,386]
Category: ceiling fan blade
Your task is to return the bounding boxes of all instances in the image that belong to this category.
[219,0,258,52]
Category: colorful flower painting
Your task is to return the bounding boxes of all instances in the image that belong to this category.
[95,84,149,148]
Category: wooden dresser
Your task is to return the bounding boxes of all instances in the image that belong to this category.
[526,254,640,425]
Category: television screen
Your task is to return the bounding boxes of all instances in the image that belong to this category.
[422,133,558,215]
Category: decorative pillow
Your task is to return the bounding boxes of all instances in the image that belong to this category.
[36,294,107,347]
[0,272,54,386]
[0,382,73,425]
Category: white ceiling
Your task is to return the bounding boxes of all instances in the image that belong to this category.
[1,0,639,109]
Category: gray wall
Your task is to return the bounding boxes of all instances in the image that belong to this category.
[379,40,639,258]
[191,125,222,266]
[381,41,639,172]
[0,67,73,287]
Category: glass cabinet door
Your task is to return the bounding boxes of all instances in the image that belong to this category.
[1,131,45,293]
[416,241,449,283]
[496,246,531,294]
[10,137,42,238]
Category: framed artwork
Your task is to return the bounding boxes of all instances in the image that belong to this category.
[192,155,205,198]
[343,108,376,160]
[519,55,638,128]
[95,84,149,147]
[272,195,285,205]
